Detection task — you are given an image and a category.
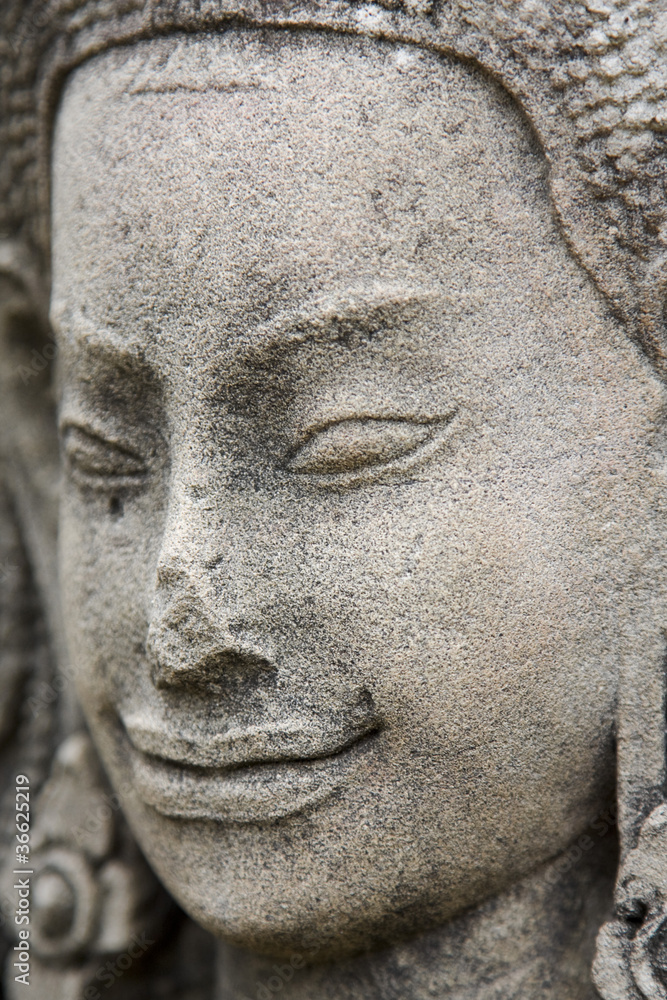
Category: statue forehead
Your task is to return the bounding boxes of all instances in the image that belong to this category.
[54,30,543,243]
[53,31,560,351]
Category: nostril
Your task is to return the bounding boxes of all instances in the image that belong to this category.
[145,599,275,694]
[149,641,276,693]
[146,565,276,693]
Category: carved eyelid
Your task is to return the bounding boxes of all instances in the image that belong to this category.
[285,413,456,479]
[61,424,147,481]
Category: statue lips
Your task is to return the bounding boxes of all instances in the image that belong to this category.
[122,715,381,823]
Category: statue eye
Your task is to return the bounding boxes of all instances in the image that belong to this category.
[62,425,147,487]
[286,418,440,476]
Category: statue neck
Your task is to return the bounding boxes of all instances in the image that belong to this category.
[215,832,616,1000]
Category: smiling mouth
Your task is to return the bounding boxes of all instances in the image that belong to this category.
[123,716,380,823]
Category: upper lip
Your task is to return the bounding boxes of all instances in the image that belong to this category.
[123,714,380,770]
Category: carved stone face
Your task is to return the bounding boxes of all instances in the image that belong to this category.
[52,30,666,957]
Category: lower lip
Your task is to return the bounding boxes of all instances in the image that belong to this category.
[129,737,373,824]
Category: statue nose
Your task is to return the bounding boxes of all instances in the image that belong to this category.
[146,563,270,692]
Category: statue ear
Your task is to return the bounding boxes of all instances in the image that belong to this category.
[0,240,60,620]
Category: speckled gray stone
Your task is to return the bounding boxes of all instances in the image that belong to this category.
[4,4,667,999]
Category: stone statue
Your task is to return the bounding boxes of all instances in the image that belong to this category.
[3,2,667,998]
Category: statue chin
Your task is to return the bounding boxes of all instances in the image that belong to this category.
[3,6,667,1000]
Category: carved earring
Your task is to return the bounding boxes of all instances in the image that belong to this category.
[594,631,667,1000]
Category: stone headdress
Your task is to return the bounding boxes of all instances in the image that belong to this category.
[3,1,667,998]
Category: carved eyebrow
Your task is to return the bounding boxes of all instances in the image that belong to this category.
[228,285,441,370]
[52,286,441,396]
[50,305,147,370]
